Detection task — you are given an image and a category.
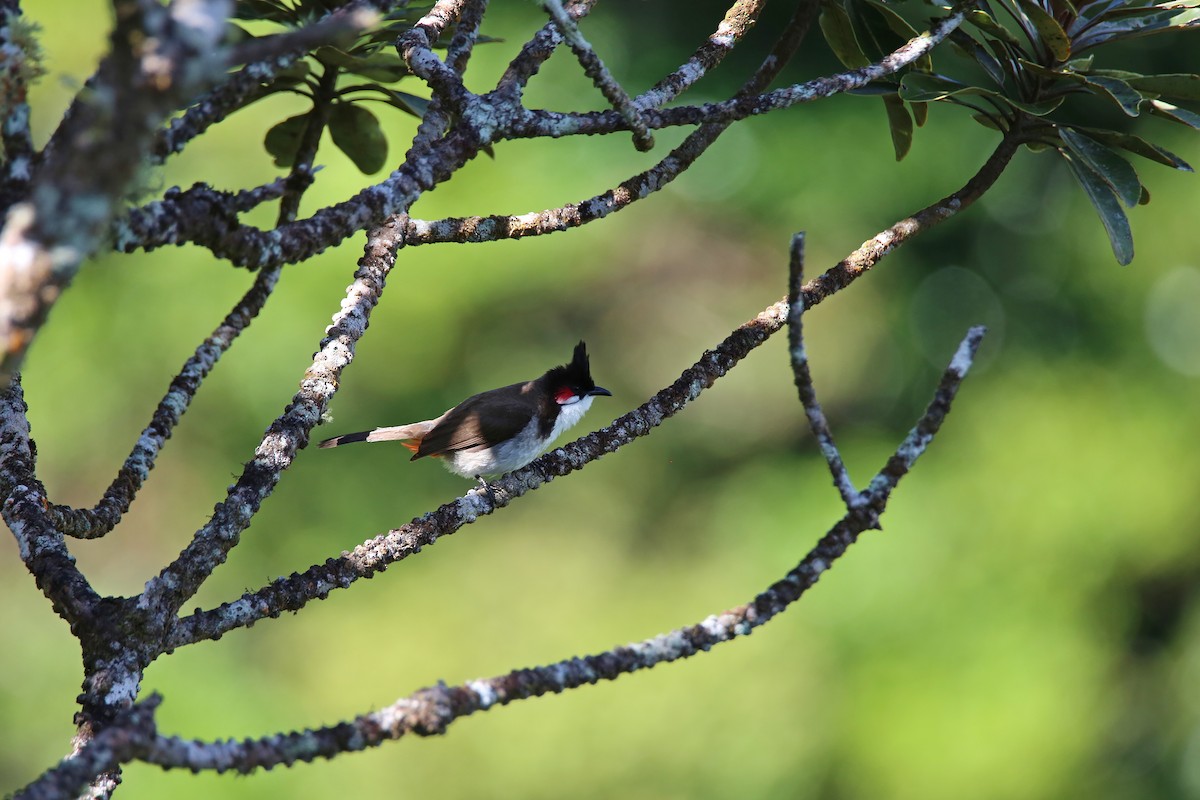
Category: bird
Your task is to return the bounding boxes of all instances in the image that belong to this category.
[318,341,611,483]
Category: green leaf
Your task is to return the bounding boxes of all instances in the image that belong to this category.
[263,113,310,168]
[912,98,929,127]
[1126,73,1200,101]
[235,0,298,23]
[346,53,410,83]
[1016,0,1072,61]
[947,30,1007,86]
[1083,75,1144,116]
[882,94,913,160]
[1077,127,1193,171]
[965,9,1024,46]
[899,72,1064,115]
[1149,99,1200,129]
[819,2,870,68]
[1073,8,1187,49]
[863,0,933,71]
[329,102,388,174]
[386,91,430,118]
[1062,151,1134,264]
[1059,128,1142,206]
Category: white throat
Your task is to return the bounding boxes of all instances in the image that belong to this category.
[552,394,595,441]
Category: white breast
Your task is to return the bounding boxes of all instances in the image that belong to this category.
[445,395,595,478]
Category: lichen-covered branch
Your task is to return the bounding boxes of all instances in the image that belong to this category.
[144,325,983,773]
[49,267,280,539]
[0,377,100,628]
[544,0,654,150]
[786,232,859,508]
[138,215,407,621]
[0,5,41,210]
[401,0,789,246]
[164,129,1004,647]
[12,697,160,800]
[506,3,968,139]
[634,0,766,111]
[113,2,957,266]
[0,0,380,389]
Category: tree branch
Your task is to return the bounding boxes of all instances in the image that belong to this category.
[787,232,860,509]
[163,128,1005,647]
[12,696,160,800]
[145,325,984,773]
[113,3,961,266]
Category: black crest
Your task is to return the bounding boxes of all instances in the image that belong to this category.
[543,341,596,392]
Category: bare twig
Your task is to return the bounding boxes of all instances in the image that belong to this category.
[496,0,597,93]
[164,128,1005,647]
[544,0,654,150]
[787,232,860,508]
[139,215,407,621]
[114,4,959,266]
[12,697,160,800]
[401,0,800,246]
[145,325,984,773]
[634,0,766,111]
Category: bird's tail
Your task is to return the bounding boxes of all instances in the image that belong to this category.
[317,422,435,449]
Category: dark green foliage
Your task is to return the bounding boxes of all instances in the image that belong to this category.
[818,0,1200,263]
[232,0,447,174]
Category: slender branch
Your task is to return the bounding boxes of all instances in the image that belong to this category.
[495,0,597,93]
[145,326,984,773]
[505,4,970,139]
[165,129,1007,648]
[633,0,766,111]
[114,4,960,266]
[53,68,340,540]
[138,214,409,621]
[227,6,380,67]
[397,0,473,117]
[361,0,817,246]
[49,267,281,539]
[787,232,860,509]
[0,377,101,627]
[12,697,160,800]
[152,0,383,161]
[544,0,654,150]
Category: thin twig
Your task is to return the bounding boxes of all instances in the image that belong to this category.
[786,232,860,508]
[544,0,654,150]
[164,131,1009,647]
[634,0,766,111]
[12,697,160,800]
[400,0,804,246]
[496,0,597,93]
[115,2,950,266]
[145,325,984,773]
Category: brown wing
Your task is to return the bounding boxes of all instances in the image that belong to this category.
[414,382,543,459]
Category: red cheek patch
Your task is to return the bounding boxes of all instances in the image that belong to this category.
[555,388,577,404]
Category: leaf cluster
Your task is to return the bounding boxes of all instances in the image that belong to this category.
[819,0,1200,263]
[233,0,438,174]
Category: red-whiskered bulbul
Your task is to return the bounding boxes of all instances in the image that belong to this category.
[318,341,611,481]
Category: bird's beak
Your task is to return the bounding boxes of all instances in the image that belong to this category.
[589,386,612,397]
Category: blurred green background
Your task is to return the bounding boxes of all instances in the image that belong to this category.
[5,2,1200,798]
